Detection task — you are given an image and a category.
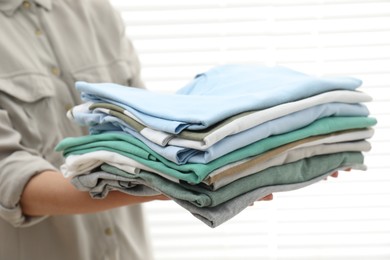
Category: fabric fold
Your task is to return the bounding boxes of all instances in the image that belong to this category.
[74,90,371,150]
[56,116,376,184]
[71,152,365,227]
[78,102,370,164]
[74,64,363,134]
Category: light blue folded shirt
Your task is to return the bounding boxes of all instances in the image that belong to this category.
[83,102,369,164]
[76,64,362,134]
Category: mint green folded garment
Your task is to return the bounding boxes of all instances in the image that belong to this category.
[97,152,364,207]
[56,116,376,183]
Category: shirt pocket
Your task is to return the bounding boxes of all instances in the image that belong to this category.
[0,74,56,154]
[71,60,136,87]
[0,73,55,102]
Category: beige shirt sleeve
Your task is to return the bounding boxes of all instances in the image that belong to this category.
[0,78,63,227]
[0,109,56,227]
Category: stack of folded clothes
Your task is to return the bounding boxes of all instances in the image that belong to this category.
[55,64,377,228]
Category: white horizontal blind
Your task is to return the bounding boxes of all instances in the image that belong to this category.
[110,1,390,259]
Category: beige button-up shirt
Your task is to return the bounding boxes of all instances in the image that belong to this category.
[0,0,153,259]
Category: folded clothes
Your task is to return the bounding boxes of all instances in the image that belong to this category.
[61,129,373,188]
[56,116,376,184]
[72,152,364,215]
[74,64,363,134]
[78,102,369,164]
[70,90,371,149]
[57,64,377,228]
[175,166,363,228]
[62,150,179,183]
[72,167,359,228]
[204,128,374,187]
[204,140,371,190]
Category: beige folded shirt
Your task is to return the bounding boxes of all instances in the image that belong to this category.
[0,0,153,259]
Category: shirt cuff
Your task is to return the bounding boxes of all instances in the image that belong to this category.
[0,203,47,228]
[0,151,57,227]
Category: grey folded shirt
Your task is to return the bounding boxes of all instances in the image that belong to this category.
[72,151,365,227]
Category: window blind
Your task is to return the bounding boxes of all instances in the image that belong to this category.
[110,1,390,259]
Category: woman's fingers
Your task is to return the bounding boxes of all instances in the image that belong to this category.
[261,193,273,201]
[249,193,274,206]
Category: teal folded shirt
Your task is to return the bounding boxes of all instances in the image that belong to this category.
[56,116,376,183]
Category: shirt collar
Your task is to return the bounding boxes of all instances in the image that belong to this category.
[0,0,52,16]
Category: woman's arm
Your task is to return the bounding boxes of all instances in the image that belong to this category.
[20,170,168,217]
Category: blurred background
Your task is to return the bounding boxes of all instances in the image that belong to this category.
[110,1,390,259]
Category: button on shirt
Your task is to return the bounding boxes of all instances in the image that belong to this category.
[0,0,152,259]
